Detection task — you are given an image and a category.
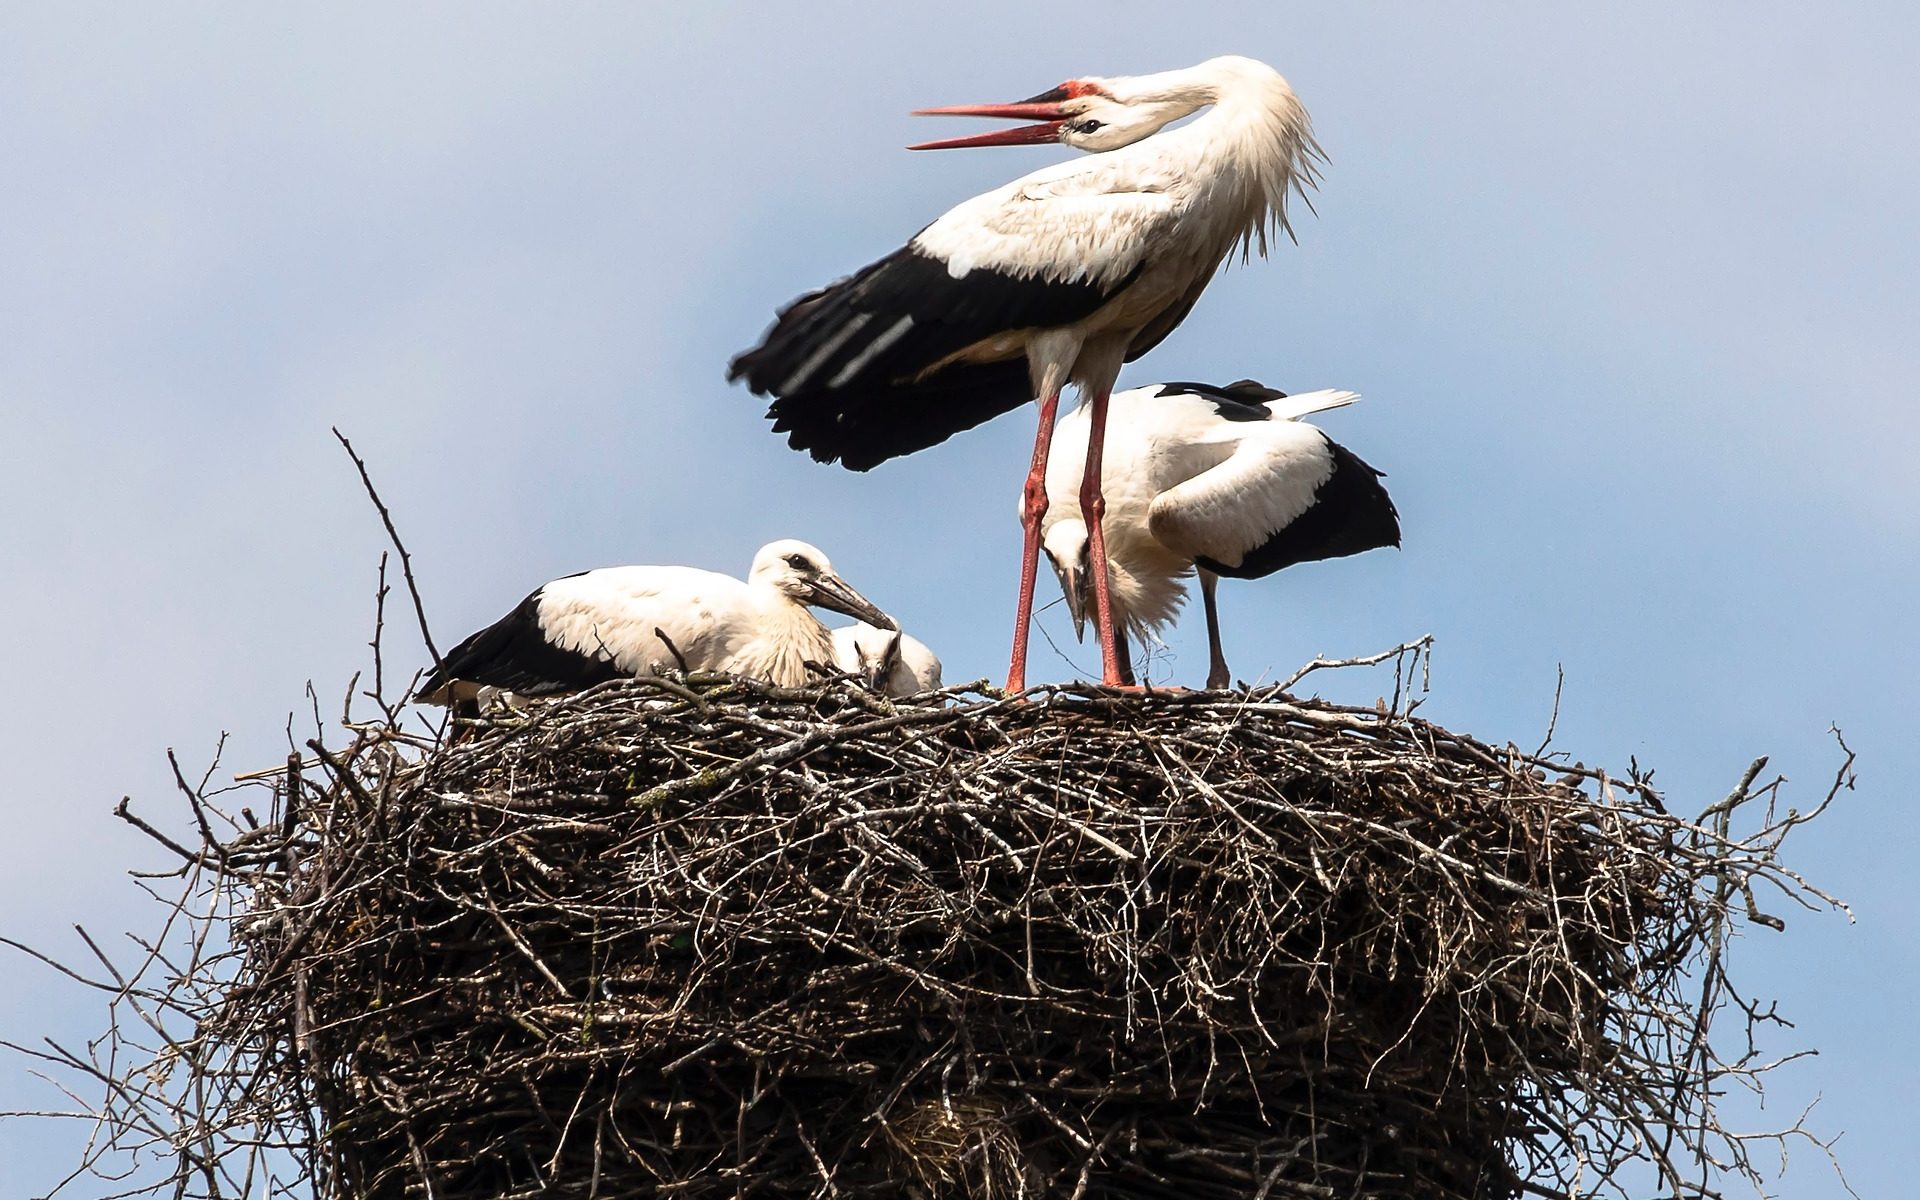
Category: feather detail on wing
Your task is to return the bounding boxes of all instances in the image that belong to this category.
[766,359,1036,471]
[1147,423,1336,570]
[730,227,1149,469]
[733,184,1180,404]
[912,183,1178,287]
[1159,430,1405,579]
[533,567,743,676]
[729,168,1199,469]
[1150,427,1401,581]
[415,581,629,701]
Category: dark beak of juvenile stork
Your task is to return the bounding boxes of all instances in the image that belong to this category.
[1057,566,1089,644]
[909,87,1074,150]
[807,575,898,633]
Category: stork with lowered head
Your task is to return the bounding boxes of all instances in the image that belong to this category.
[1039,380,1400,689]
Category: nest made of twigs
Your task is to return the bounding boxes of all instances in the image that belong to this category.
[75,675,1845,1200]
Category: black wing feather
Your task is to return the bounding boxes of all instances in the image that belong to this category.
[768,359,1035,471]
[731,245,1139,470]
[1198,440,1401,580]
[1154,379,1290,420]
[415,584,628,700]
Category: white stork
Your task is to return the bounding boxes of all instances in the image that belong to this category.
[1039,380,1399,689]
[414,540,896,704]
[729,55,1322,690]
[830,622,945,697]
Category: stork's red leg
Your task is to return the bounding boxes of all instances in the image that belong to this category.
[1078,388,1126,685]
[1112,616,1136,687]
[1006,387,1063,693]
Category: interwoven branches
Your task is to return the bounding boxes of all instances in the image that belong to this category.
[23,676,1848,1199]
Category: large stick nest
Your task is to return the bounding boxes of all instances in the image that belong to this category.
[51,675,1847,1199]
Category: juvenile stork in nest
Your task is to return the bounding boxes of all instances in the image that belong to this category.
[1040,381,1399,688]
[729,56,1323,690]
[415,540,895,705]
[831,622,944,697]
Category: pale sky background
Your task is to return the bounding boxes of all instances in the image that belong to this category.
[2,5,1915,1195]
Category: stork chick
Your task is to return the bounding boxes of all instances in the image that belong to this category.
[415,540,895,704]
[831,622,944,697]
[1039,381,1399,688]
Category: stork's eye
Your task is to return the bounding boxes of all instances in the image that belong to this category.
[784,553,810,570]
[1074,118,1105,134]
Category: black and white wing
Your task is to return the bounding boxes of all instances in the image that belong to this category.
[415,567,741,702]
[1153,381,1360,422]
[730,173,1179,470]
[414,575,629,702]
[1147,420,1400,579]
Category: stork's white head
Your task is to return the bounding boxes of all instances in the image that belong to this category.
[908,55,1292,155]
[1040,519,1096,642]
[1041,517,1187,643]
[748,540,898,631]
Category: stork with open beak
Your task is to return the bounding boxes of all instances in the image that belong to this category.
[730,56,1323,691]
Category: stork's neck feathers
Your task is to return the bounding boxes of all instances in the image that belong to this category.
[727,586,836,687]
[1107,545,1191,641]
[1117,56,1322,260]
[1186,60,1321,259]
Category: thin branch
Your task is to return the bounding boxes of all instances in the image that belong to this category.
[332,427,440,668]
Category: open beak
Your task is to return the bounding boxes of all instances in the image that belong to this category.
[1058,567,1088,643]
[909,95,1071,151]
[807,576,897,632]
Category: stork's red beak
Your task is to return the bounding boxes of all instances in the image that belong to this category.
[908,93,1072,151]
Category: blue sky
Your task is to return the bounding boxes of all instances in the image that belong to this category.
[2,5,1914,1194]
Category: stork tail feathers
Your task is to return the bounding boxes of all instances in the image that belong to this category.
[1263,388,1361,422]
